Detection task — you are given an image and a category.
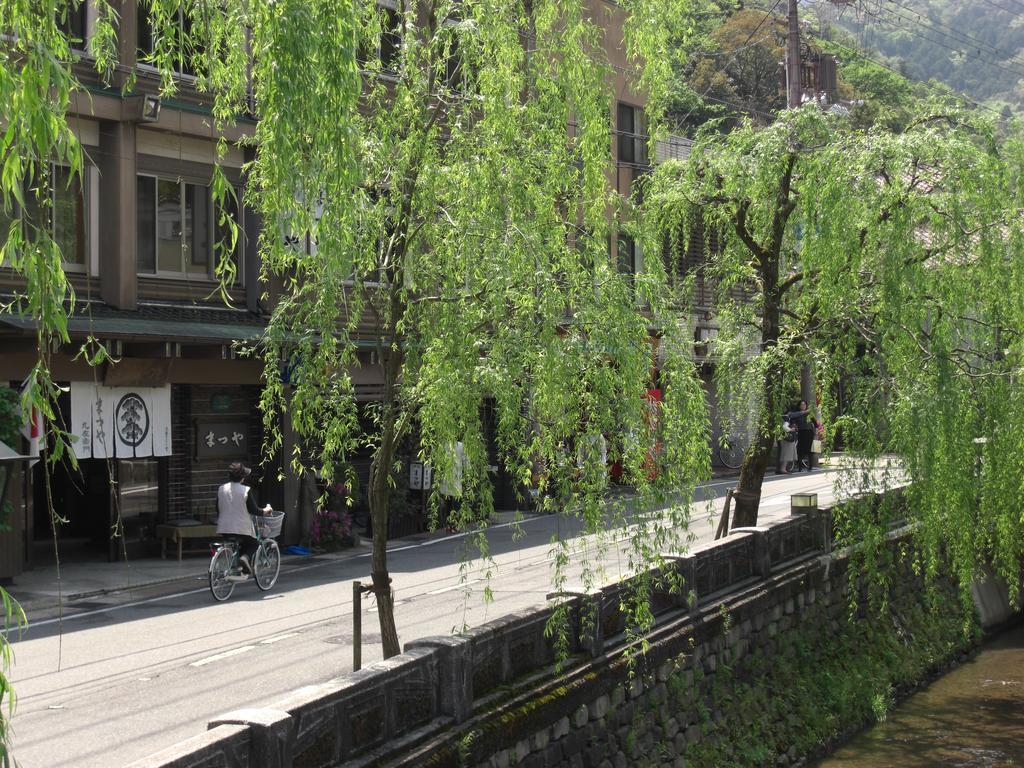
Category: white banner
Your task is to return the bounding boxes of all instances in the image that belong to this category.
[70,384,172,459]
[150,386,172,457]
[69,383,95,460]
[113,387,152,458]
[92,385,115,459]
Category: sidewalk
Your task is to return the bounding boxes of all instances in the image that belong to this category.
[2,508,538,614]
[3,470,754,615]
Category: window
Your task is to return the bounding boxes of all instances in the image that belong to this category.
[118,459,159,519]
[58,2,88,49]
[380,6,401,71]
[617,103,648,167]
[137,3,199,77]
[441,13,476,94]
[617,234,637,277]
[0,164,89,270]
[358,2,402,73]
[136,175,240,280]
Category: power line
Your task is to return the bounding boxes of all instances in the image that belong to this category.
[860,3,1024,83]
[881,0,1024,66]
[976,0,1024,19]
[821,36,1004,117]
[673,0,786,127]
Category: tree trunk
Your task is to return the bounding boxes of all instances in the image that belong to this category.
[368,437,401,657]
[731,160,794,527]
[732,356,783,528]
[367,328,405,658]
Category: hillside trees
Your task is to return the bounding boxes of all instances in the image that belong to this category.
[672,8,788,131]
[644,105,1024,597]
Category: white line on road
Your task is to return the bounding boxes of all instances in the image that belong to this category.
[190,646,255,667]
[260,633,298,644]
[368,600,407,613]
[26,587,210,630]
[427,580,479,595]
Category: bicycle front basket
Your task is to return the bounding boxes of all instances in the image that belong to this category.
[257,510,285,539]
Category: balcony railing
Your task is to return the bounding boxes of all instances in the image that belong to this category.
[654,134,692,165]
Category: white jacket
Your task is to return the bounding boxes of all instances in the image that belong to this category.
[216,481,257,537]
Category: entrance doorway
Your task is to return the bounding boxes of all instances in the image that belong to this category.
[33,458,113,564]
[32,457,165,563]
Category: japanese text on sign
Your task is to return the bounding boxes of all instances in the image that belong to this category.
[195,420,249,459]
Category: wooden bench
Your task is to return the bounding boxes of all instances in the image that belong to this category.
[156,523,218,561]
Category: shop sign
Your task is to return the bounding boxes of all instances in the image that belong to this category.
[196,421,249,459]
[70,384,172,459]
[409,461,433,491]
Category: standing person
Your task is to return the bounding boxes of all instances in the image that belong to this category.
[216,462,271,574]
[778,415,798,474]
[788,400,818,472]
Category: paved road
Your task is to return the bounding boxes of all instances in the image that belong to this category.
[10,470,846,767]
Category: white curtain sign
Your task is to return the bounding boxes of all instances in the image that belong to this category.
[69,384,94,461]
[69,384,172,459]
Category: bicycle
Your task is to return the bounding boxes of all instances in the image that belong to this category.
[716,434,747,470]
[208,510,285,602]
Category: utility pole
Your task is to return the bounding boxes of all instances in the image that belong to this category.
[787,0,816,407]
[787,0,802,110]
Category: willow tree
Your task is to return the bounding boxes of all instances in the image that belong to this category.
[1,3,711,729]
[645,105,1024,600]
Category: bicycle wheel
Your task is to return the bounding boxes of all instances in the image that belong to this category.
[253,540,281,591]
[209,547,236,602]
[718,438,745,470]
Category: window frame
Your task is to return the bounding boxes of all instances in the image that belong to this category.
[0,162,92,273]
[617,102,648,168]
[59,1,89,52]
[358,0,403,79]
[136,172,243,284]
[136,2,201,81]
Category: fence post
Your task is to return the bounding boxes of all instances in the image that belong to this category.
[353,580,364,671]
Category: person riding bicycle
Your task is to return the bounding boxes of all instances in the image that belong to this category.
[216,462,271,575]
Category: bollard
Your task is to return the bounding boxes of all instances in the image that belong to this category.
[353,578,387,671]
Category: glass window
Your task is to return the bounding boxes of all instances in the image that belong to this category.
[118,459,159,519]
[137,3,200,76]
[380,7,401,72]
[185,182,210,274]
[157,178,183,272]
[137,176,156,272]
[617,103,647,167]
[59,2,88,49]
[617,235,636,276]
[1,165,89,270]
[137,3,153,56]
[138,174,240,281]
[53,165,87,266]
[215,189,241,278]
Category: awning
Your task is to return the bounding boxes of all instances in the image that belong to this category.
[0,439,29,462]
[0,315,265,343]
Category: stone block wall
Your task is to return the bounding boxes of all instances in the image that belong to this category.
[126,494,977,768]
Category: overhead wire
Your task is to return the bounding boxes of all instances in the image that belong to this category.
[672,0,786,127]
[881,0,1024,66]
[747,0,1007,117]
[860,3,1024,82]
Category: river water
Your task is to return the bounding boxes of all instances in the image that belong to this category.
[814,623,1024,768]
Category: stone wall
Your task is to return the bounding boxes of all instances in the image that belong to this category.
[127,493,980,768]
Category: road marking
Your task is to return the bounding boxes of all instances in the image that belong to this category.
[427,580,479,595]
[190,646,255,667]
[26,587,210,630]
[368,600,406,613]
[260,633,298,644]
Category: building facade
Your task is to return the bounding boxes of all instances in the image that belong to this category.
[0,0,678,578]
